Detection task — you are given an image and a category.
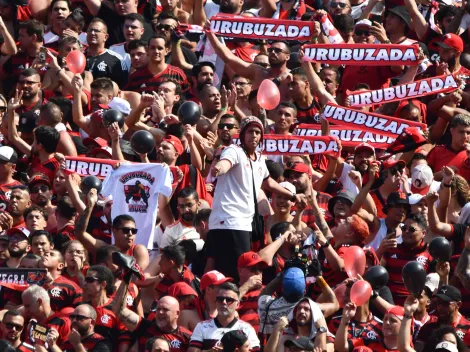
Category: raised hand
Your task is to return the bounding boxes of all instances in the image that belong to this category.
[8,89,24,111]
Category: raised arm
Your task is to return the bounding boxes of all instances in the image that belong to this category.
[426,192,453,237]
[0,17,17,56]
[7,90,32,157]
[301,57,337,106]
[83,0,102,17]
[258,0,277,18]
[403,0,429,40]
[71,74,91,132]
[112,277,140,332]
[185,125,203,171]
[193,0,207,26]
[74,189,106,253]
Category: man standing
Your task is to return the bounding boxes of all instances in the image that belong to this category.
[53,304,111,352]
[6,187,31,229]
[186,62,215,103]
[207,116,305,280]
[188,282,260,352]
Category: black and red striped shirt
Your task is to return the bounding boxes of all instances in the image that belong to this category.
[327,314,383,344]
[238,287,263,333]
[382,241,432,306]
[47,275,83,312]
[60,332,112,352]
[419,315,470,347]
[92,303,131,350]
[155,265,197,297]
[126,65,189,94]
[133,319,192,352]
[0,180,24,212]
[16,341,35,352]
[30,156,61,183]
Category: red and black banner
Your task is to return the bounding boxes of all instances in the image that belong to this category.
[0,268,48,291]
[322,103,427,137]
[294,124,395,149]
[347,74,459,107]
[233,134,340,156]
[302,44,420,66]
[65,156,120,179]
[210,14,314,41]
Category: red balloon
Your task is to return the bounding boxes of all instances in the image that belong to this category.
[350,280,372,306]
[344,246,366,278]
[334,283,348,308]
[257,79,280,110]
[66,50,86,74]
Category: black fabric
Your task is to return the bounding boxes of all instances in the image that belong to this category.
[249,158,265,248]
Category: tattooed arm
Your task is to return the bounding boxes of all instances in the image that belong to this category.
[113,279,140,332]
[74,189,106,253]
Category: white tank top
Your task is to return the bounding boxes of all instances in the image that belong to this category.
[366,219,403,250]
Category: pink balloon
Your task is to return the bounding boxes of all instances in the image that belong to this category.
[333,283,348,308]
[350,280,372,306]
[344,246,366,278]
[66,50,86,74]
[257,79,280,110]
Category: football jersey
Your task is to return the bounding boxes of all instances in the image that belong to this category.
[101,163,172,249]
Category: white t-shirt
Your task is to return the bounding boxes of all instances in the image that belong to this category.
[109,42,131,71]
[101,163,172,249]
[366,219,403,251]
[338,162,360,196]
[209,145,270,232]
[190,318,260,350]
[160,220,204,251]
[204,0,220,19]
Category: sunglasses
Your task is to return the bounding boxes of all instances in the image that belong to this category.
[70,314,93,321]
[218,123,236,130]
[119,227,138,234]
[0,107,6,113]
[389,166,404,176]
[401,225,418,233]
[355,29,371,36]
[255,62,269,68]
[268,47,287,54]
[330,2,349,8]
[85,277,101,283]
[31,185,49,194]
[156,24,173,31]
[4,322,23,331]
[216,296,238,304]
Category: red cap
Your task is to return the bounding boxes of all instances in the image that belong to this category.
[237,251,269,269]
[353,347,374,352]
[386,306,405,320]
[354,142,375,155]
[285,163,312,177]
[200,270,233,291]
[382,158,405,170]
[83,137,109,149]
[163,135,184,156]
[88,146,112,158]
[437,33,464,53]
[29,173,51,188]
[7,226,31,239]
[168,282,198,298]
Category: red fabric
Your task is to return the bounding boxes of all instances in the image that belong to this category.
[427,145,470,180]
[176,164,213,206]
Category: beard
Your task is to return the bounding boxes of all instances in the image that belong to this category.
[197,80,212,91]
[182,212,196,222]
[72,322,89,335]
[9,247,27,258]
[220,2,237,13]
[446,56,457,70]
[35,197,48,207]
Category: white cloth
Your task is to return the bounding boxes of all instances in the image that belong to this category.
[209,145,269,232]
[204,0,221,19]
[109,42,131,71]
[338,163,360,196]
[160,220,204,251]
[366,219,403,251]
[101,163,172,249]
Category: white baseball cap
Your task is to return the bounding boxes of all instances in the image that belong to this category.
[109,97,131,115]
[435,341,459,352]
[411,164,433,195]
[409,194,425,205]
[354,19,372,29]
[279,181,296,195]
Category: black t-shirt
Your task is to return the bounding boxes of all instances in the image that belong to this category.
[165,45,198,76]
[85,49,128,87]
[97,5,154,46]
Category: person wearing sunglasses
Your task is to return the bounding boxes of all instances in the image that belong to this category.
[189,282,260,352]
[0,310,30,351]
[28,173,56,227]
[75,190,150,271]
[40,249,84,312]
[0,146,23,212]
[60,304,112,352]
[83,265,131,351]
[328,0,352,17]
[353,19,375,44]
[380,213,432,306]
[0,94,7,119]
[232,75,252,116]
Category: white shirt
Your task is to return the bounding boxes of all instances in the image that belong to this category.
[209,145,269,232]
[204,0,221,20]
[109,42,131,71]
[338,162,360,196]
[160,220,204,251]
[190,318,260,350]
[101,163,172,249]
[366,219,403,251]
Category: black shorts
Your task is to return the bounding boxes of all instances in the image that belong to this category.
[205,229,252,282]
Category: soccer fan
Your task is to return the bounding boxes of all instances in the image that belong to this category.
[0,310,34,352]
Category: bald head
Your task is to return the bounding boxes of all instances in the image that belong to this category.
[75,304,97,320]
[155,295,180,330]
[159,296,180,311]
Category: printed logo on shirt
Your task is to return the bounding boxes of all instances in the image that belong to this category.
[101,314,111,324]
[120,172,155,213]
[416,256,428,265]
[97,61,107,71]
[457,330,465,340]
[170,340,182,349]
[50,287,62,298]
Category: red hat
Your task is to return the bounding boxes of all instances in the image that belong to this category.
[237,251,269,269]
[382,158,405,170]
[83,137,109,149]
[6,226,31,239]
[88,146,113,158]
[284,163,312,177]
[168,282,198,298]
[354,142,375,155]
[200,270,233,291]
[437,33,464,53]
[28,173,51,188]
[163,135,184,156]
[386,306,405,320]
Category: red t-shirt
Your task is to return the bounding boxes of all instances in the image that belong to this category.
[47,275,83,312]
[338,66,398,99]
[427,145,470,181]
[126,65,190,93]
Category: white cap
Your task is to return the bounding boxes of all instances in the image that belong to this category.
[425,272,440,294]
[279,181,296,195]
[109,97,131,115]
[435,342,458,352]
[354,19,372,28]
[409,194,425,205]
[411,164,433,195]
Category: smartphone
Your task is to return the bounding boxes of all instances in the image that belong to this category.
[386,229,397,240]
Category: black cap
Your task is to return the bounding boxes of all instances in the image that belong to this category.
[0,232,9,242]
[386,192,409,207]
[284,336,315,351]
[436,285,461,302]
[328,189,356,216]
[221,330,248,352]
[387,6,411,28]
